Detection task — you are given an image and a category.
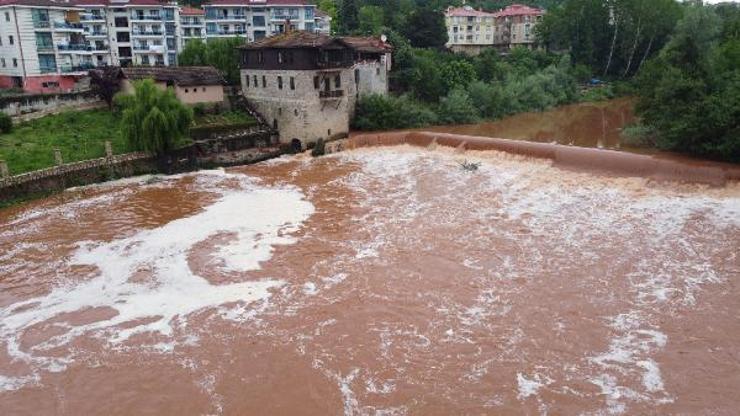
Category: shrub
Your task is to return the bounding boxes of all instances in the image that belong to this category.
[466,81,508,119]
[311,138,326,157]
[0,112,12,134]
[438,87,480,124]
[621,123,658,147]
[193,103,207,117]
[353,94,438,131]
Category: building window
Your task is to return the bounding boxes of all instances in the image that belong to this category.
[9,35,14,45]
[334,75,340,88]
[202,87,205,92]
[262,75,266,88]
[290,77,295,90]
[313,76,319,89]
[185,88,189,93]
[0,58,5,68]
[4,12,9,22]
[257,51,264,63]
[253,75,258,87]
[277,76,283,89]
[277,51,284,64]
[245,75,249,87]
[42,81,59,88]
[12,58,17,67]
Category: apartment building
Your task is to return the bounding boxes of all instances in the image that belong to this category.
[180,6,205,43]
[445,4,544,55]
[445,6,496,55]
[493,4,544,49]
[1,0,333,93]
[203,0,320,42]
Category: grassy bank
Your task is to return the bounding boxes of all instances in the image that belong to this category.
[0,108,256,175]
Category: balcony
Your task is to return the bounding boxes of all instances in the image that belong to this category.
[36,42,54,51]
[132,30,164,37]
[207,29,246,35]
[60,63,95,73]
[210,14,246,21]
[272,14,300,21]
[80,14,106,22]
[319,90,344,99]
[33,19,51,29]
[53,21,85,31]
[39,66,57,74]
[85,30,107,37]
[133,45,165,53]
[57,43,94,52]
[131,15,162,21]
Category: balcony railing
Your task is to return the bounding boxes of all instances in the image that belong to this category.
[58,43,94,51]
[319,90,344,99]
[54,21,85,30]
[133,45,164,52]
[131,15,162,21]
[207,29,246,35]
[39,66,58,74]
[36,42,54,51]
[272,14,300,20]
[60,63,95,73]
[80,14,106,21]
[132,30,163,36]
[33,19,51,29]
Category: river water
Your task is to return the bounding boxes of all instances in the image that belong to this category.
[424,97,640,152]
[1,103,740,415]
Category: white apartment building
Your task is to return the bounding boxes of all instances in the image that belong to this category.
[203,0,320,42]
[1,0,332,94]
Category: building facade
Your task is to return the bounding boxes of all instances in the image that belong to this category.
[239,31,390,149]
[445,4,544,55]
[121,65,225,104]
[1,0,332,93]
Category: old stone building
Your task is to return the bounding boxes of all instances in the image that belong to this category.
[239,31,391,150]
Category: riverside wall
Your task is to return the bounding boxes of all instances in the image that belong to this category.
[329,131,740,186]
[1,91,106,122]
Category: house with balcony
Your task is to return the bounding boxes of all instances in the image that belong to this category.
[445,4,544,55]
[203,0,319,43]
[0,0,97,93]
[180,6,205,42]
[492,4,544,50]
[239,31,390,149]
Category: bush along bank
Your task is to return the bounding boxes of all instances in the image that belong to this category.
[353,49,586,131]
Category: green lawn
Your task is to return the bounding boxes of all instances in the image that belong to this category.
[0,108,257,175]
[0,110,131,175]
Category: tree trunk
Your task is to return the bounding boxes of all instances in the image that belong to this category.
[637,34,655,72]
[623,18,642,78]
[603,6,619,78]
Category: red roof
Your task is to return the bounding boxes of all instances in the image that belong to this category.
[493,4,544,17]
[180,6,204,15]
[204,0,311,5]
[446,6,495,18]
[0,0,84,7]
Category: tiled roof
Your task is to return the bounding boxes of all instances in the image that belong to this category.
[204,0,312,6]
[493,4,544,17]
[122,66,225,87]
[180,6,204,15]
[240,30,338,49]
[0,0,83,8]
[446,6,495,17]
[340,36,392,53]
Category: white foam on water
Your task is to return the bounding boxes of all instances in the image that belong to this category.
[516,372,553,400]
[0,171,315,391]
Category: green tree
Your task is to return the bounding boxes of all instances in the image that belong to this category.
[402,7,448,48]
[178,38,242,85]
[338,0,360,34]
[0,112,12,134]
[358,5,384,35]
[114,80,193,156]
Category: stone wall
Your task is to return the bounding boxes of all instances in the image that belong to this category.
[0,152,158,202]
[0,90,105,122]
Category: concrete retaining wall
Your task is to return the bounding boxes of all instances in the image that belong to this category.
[0,90,105,122]
[331,131,740,186]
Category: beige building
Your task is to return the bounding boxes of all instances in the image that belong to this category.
[121,66,225,105]
[445,4,544,55]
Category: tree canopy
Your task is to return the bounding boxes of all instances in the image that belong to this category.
[178,38,243,85]
[114,80,193,156]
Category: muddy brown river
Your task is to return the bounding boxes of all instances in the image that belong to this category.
[1,102,740,415]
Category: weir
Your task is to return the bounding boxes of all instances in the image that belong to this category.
[329,131,740,186]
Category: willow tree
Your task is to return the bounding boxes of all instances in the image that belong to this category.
[115,80,192,156]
